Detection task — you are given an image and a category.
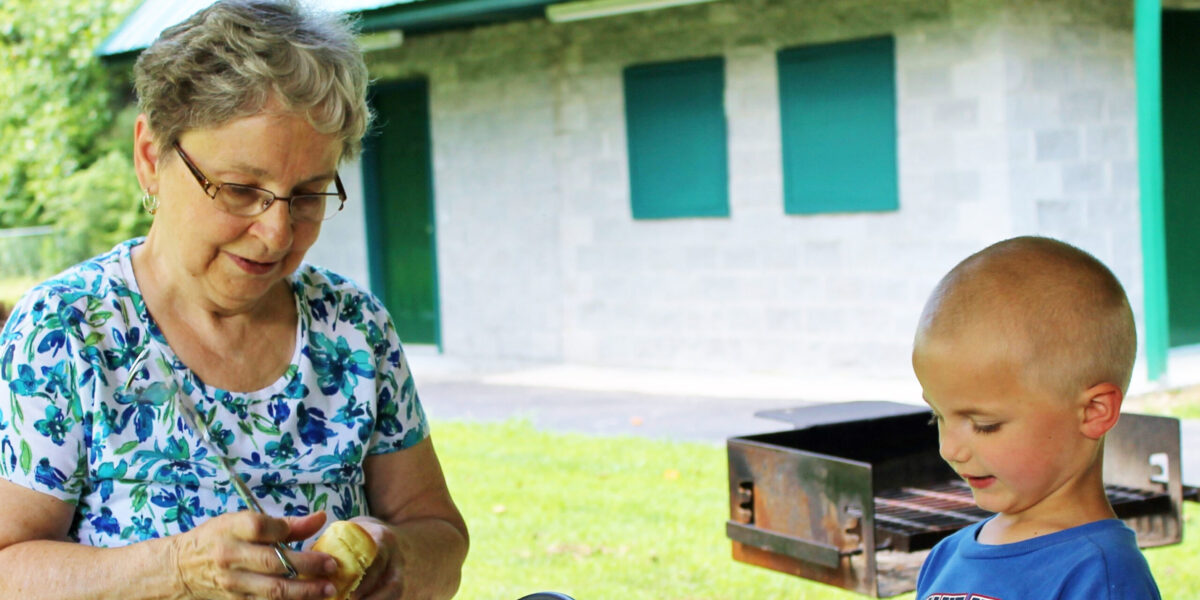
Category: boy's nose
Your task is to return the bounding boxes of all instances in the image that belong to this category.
[938,429,970,464]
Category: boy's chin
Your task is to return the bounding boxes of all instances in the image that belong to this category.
[968,488,1010,514]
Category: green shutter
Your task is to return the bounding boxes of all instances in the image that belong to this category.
[778,37,898,215]
[623,57,729,219]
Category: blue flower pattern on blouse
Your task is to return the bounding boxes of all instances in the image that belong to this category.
[0,239,428,547]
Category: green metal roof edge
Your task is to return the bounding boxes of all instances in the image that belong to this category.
[97,0,561,60]
[96,1,211,59]
[357,0,558,33]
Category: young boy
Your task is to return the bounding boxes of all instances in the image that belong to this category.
[911,236,1161,599]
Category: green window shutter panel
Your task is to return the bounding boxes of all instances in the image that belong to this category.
[623,57,730,219]
[778,36,898,215]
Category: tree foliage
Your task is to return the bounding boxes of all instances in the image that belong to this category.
[0,0,149,264]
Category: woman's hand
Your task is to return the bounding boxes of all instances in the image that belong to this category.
[170,510,340,599]
[347,516,404,600]
[356,439,469,600]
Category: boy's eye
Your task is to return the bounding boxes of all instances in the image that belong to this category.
[973,422,1001,434]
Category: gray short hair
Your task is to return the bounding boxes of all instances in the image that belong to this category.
[134,0,371,162]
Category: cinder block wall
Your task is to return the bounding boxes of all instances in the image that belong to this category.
[364,0,1141,379]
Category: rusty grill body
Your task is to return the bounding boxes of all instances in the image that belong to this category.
[726,402,1183,597]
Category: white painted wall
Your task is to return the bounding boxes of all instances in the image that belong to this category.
[358,0,1142,380]
[304,157,372,289]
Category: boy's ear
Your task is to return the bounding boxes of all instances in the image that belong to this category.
[133,113,161,194]
[1079,382,1123,440]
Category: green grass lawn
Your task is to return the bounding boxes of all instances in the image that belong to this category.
[1127,385,1200,420]
[435,420,1199,600]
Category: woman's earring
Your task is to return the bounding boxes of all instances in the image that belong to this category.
[142,191,159,215]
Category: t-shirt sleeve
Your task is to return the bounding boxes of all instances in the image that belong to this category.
[366,306,429,455]
[0,290,89,503]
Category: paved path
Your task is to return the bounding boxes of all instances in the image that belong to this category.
[408,354,1200,488]
[420,380,814,444]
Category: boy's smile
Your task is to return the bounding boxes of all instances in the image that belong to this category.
[961,474,996,489]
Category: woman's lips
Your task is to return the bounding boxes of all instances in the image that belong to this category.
[962,474,996,489]
[228,253,278,275]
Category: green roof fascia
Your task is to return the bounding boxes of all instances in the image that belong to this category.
[357,0,560,34]
[97,0,560,62]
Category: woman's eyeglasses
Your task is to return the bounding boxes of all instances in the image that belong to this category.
[173,142,345,222]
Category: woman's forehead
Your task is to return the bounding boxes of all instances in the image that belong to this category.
[180,113,342,169]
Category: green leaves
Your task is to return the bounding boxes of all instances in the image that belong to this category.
[0,0,147,266]
[18,439,31,474]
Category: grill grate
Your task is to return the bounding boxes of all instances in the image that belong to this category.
[872,480,1173,552]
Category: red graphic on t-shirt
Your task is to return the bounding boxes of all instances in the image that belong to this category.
[925,595,1001,600]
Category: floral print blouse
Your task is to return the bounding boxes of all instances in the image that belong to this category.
[0,239,428,547]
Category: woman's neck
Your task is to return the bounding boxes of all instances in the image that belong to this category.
[129,238,299,392]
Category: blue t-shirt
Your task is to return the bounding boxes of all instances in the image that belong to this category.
[917,518,1161,600]
[0,239,429,547]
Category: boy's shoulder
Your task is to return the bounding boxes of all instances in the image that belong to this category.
[916,519,1160,600]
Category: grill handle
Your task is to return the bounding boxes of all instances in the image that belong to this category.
[726,520,848,569]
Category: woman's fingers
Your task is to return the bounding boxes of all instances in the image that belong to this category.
[244,544,338,578]
[230,510,292,544]
[217,569,337,600]
[226,514,336,579]
[173,511,337,598]
[353,556,385,598]
[283,512,329,543]
[346,517,401,600]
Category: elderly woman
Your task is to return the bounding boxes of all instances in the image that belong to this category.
[0,1,467,598]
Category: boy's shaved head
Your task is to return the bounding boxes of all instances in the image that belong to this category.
[915,236,1136,396]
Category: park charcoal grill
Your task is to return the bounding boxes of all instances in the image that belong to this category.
[726,402,1184,597]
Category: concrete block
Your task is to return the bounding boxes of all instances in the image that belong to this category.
[1035,129,1081,161]
[900,134,957,173]
[934,98,980,129]
[953,132,1006,168]
[1061,90,1105,124]
[1036,198,1086,235]
[1062,163,1106,195]
[775,274,826,304]
[1010,164,1063,199]
[1029,57,1076,91]
[930,170,982,203]
[1085,197,1136,228]
[1110,160,1138,192]
[765,308,807,333]
[1106,88,1137,122]
[902,65,953,98]
[1007,93,1061,129]
[1007,130,1034,162]
[1085,125,1132,160]
[950,54,1006,96]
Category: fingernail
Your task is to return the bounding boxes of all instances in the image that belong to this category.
[325,558,338,574]
[324,583,337,596]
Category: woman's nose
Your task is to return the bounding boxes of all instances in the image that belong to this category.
[253,199,294,249]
